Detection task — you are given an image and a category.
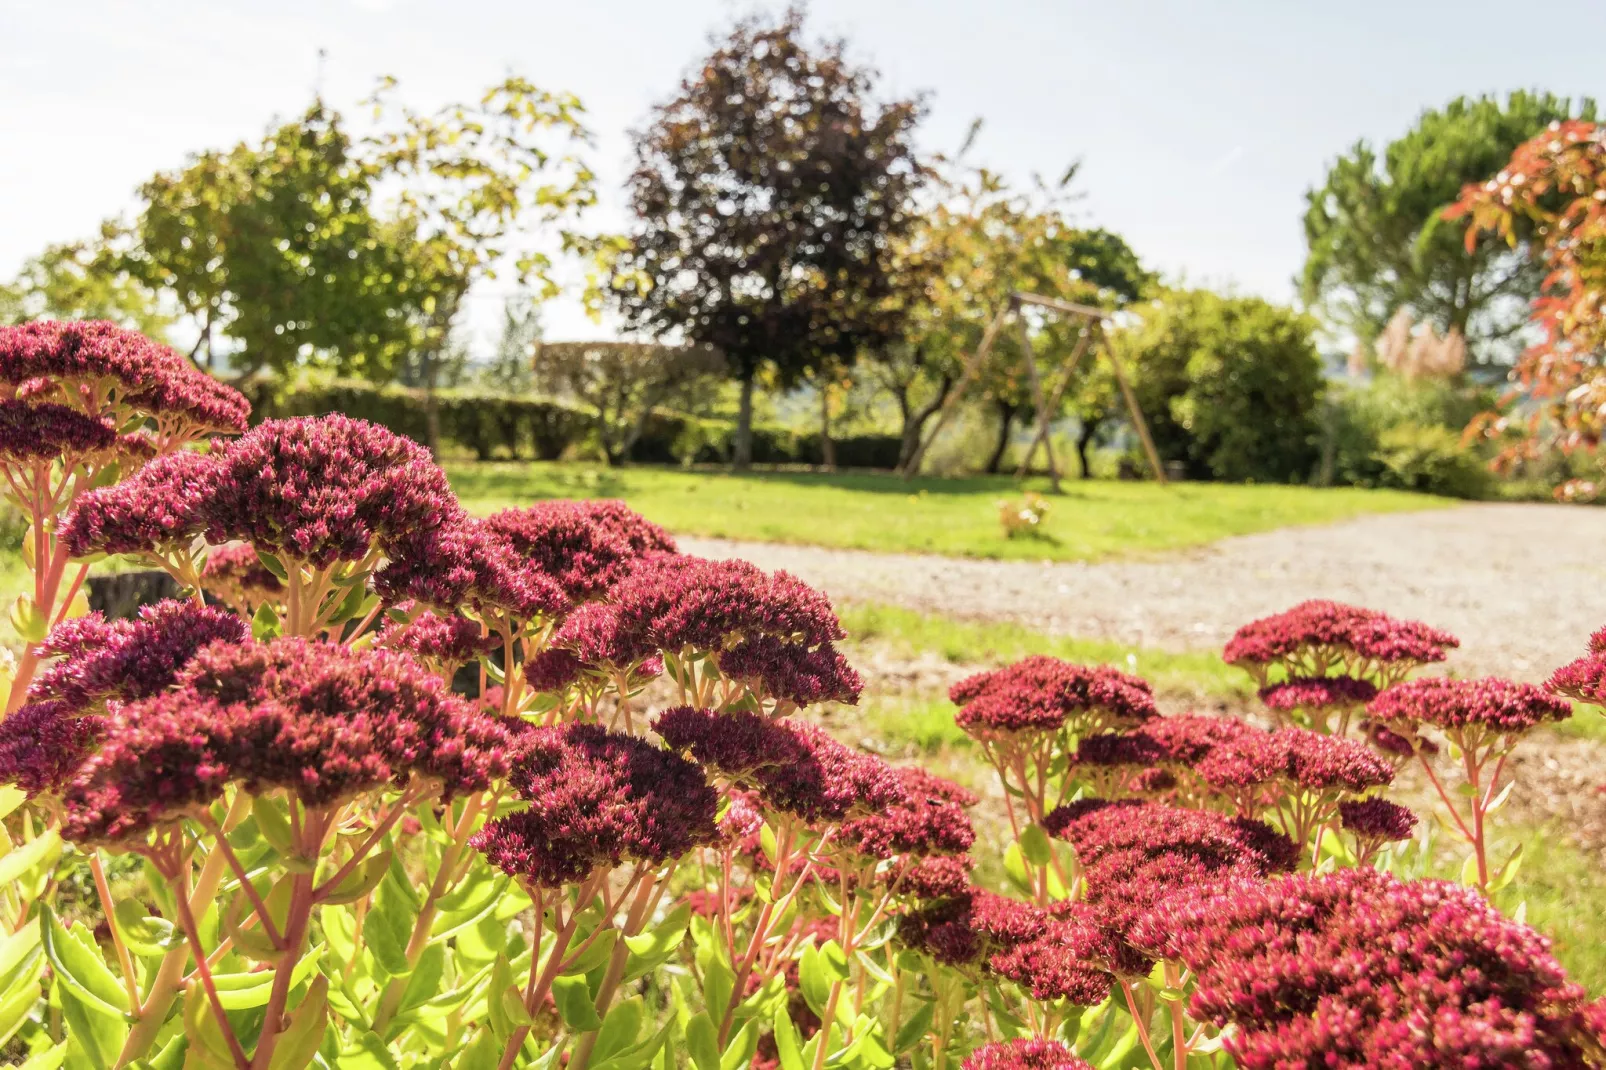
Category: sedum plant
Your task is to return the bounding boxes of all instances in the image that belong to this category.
[0,322,1600,1070]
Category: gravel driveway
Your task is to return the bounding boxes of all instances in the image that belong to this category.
[683,502,1606,681]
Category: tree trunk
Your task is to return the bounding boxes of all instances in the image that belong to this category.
[733,373,755,471]
[894,375,951,473]
[819,387,836,471]
[1075,419,1098,479]
[984,402,1016,475]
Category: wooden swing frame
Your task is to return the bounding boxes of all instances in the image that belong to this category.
[901,291,1166,488]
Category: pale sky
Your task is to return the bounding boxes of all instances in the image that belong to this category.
[4,0,1605,355]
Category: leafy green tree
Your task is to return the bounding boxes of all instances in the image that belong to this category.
[2,239,169,337]
[881,164,1150,473]
[1302,90,1595,365]
[605,7,925,469]
[474,295,544,396]
[1120,289,1324,482]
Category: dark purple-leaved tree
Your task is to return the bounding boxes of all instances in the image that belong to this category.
[607,7,926,468]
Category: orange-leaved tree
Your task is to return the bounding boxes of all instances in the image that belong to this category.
[1449,120,1606,497]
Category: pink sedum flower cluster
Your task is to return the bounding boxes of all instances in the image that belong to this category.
[951,656,1156,739]
[1369,676,1572,737]
[62,638,513,844]
[961,1039,1092,1070]
[1224,599,1458,685]
[1129,868,1601,1069]
[472,722,719,887]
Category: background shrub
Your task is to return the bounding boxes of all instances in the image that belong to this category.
[1119,289,1324,482]
[1372,423,1493,499]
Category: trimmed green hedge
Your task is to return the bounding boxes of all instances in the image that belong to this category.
[244,379,903,469]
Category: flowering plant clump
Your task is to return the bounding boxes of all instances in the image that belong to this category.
[1223,598,1458,692]
[0,322,1598,1070]
[1369,676,1570,891]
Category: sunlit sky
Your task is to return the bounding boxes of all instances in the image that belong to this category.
[5,0,1605,355]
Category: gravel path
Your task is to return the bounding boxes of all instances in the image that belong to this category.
[682,502,1606,681]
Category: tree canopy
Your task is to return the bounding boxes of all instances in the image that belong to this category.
[604,7,926,467]
[1302,90,1595,365]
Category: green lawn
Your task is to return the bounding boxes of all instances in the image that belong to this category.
[446,462,1448,562]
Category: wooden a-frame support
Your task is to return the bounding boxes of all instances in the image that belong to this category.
[900,291,1167,488]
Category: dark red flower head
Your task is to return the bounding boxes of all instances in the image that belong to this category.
[1258,675,1378,711]
[837,765,976,860]
[1224,600,1458,676]
[653,706,904,823]
[961,1039,1093,1070]
[1549,652,1606,709]
[29,599,248,712]
[484,499,673,600]
[1338,797,1417,844]
[988,908,1117,1006]
[61,638,512,844]
[378,610,500,675]
[378,517,570,624]
[471,722,719,887]
[199,543,285,614]
[1369,676,1572,736]
[1127,868,1595,1070]
[203,415,460,569]
[897,888,1048,969]
[0,700,105,797]
[611,553,844,648]
[887,854,975,900]
[0,321,249,434]
[951,656,1157,739]
[0,399,117,464]
[60,449,217,558]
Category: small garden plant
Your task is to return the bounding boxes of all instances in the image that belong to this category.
[0,320,1601,1070]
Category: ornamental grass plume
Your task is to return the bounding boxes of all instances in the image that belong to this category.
[1224,599,1458,688]
[1367,676,1569,891]
[961,1039,1093,1070]
[61,638,513,845]
[1128,868,1601,1070]
[471,722,719,887]
[654,705,904,823]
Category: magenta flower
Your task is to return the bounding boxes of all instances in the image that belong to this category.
[1369,676,1572,736]
[1258,674,1377,712]
[28,600,247,712]
[1224,600,1458,685]
[0,700,105,796]
[0,320,249,435]
[1338,797,1417,862]
[961,1039,1092,1070]
[471,722,717,887]
[203,415,460,569]
[199,542,285,615]
[484,499,672,600]
[1549,651,1606,708]
[653,706,904,823]
[60,450,217,558]
[886,854,975,900]
[837,765,976,860]
[378,517,570,625]
[378,609,500,675]
[1128,869,1598,1070]
[0,399,116,464]
[62,639,513,844]
[897,888,1048,969]
[951,656,1157,739]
